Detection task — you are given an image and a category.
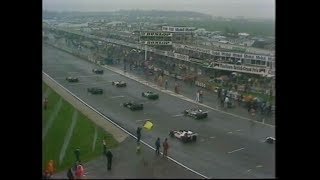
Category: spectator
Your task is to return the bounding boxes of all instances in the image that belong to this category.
[195,90,200,102]
[165,80,168,90]
[224,96,230,108]
[44,97,48,110]
[67,168,74,179]
[46,160,55,178]
[103,138,107,155]
[199,90,203,103]
[74,148,80,162]
[75,164,84,179]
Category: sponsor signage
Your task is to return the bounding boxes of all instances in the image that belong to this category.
[143,41,172,45]
[210,62,272,75]
[143,32,173,37]
[177,44,274,61]
[174,53,189,61]
[162,26,195,32]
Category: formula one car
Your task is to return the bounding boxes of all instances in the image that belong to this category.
[169,130,198,143]
[66,77,79,82]
[92,68,104,74]
[112,81,127,87]
[265,137,275,144]
[87,87,103,94]
[123,101,143,111]
[142,91,159,100]
[183,107,208,119]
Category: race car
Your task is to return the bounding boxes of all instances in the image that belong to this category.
[87,87,103,94]
[123,101,143,111]
[112,81,127,87]
[183,107,208,119]
[169,130,198,143]
[142,91,159,100]
[265,137,275,144]
[92,69,104,74]
[66,77,79,82]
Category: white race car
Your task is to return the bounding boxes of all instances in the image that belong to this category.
[265,137,275,144]
[169,130,198,143]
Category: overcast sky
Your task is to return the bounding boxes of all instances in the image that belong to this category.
[43,0,275,19]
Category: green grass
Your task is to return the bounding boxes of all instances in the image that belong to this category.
[42,83,119,172]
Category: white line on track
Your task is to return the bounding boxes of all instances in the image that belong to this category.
[228,147,245,154]
[110,95,125,99]
[43,72,209,179]
[135,119,151,122]
[59,110,78,165]
[56,75,102,79]
[172,114,184,117]
[67,81,112,86]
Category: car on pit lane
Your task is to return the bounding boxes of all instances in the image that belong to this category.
[169,130,198,143]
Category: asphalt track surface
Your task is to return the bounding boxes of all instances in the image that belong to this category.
[43,44,275,178]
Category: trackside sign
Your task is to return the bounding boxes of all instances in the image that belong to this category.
[209,62,272,75]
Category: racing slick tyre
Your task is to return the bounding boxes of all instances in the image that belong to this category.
[181,136,188,143]
[169,131,174,137]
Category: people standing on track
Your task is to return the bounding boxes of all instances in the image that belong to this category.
[106,150,113,170]
[155,137,161,156]
[162,138,169,157]
[136,127,142,143]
